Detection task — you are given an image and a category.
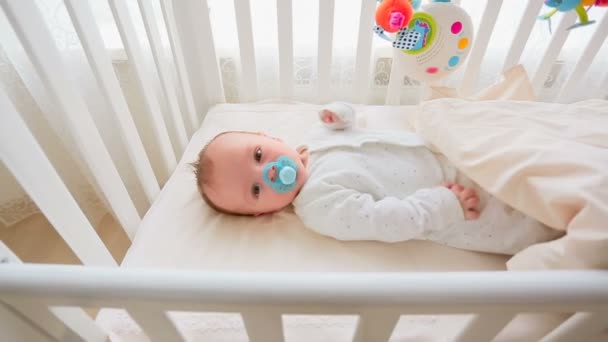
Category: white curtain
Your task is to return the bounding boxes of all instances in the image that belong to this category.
[206,0,608,103]
[1,0,607,229]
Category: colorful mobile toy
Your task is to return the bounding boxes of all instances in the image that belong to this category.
[375,0,415,33]
[539,0,608,31]
[373,0,474,83]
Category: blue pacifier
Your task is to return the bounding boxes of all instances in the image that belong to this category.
[262,156,298,193]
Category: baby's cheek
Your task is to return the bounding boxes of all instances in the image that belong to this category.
[265,192,283,205]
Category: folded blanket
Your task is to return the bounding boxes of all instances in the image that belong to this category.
[414,67,608,270]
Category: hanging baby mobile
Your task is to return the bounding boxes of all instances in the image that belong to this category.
[538,0,608,32]
[373,0,474,84]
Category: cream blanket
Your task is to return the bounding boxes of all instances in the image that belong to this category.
[414,68,608,270]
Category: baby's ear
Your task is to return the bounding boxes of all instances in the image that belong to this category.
[297,145,309,167]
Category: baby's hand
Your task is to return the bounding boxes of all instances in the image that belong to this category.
[443,183,480,220]
[318,102,355,130]
[319,109,344,125]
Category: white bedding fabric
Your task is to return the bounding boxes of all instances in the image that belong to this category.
[97,103,514,341]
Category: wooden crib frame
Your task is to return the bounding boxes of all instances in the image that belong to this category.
[1,0,607,341]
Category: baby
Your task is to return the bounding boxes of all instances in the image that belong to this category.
[193,103,561,255]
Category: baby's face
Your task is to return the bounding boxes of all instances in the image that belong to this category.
[204,132,309,215]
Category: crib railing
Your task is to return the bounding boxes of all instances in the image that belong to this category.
[1,260,608,342]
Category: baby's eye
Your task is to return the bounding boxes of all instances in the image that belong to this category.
[251,183,261,198]
[254,147,262,162]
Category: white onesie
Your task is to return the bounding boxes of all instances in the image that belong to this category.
[292,104,562,255]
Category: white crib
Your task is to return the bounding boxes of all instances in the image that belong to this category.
[0,0,607,341]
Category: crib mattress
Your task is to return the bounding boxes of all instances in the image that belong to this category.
[96,102,541,341]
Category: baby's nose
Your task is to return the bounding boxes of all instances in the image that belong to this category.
[267,165,277,182]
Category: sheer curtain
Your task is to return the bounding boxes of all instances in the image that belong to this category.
[1,0,606,229]
[207,0,608,103]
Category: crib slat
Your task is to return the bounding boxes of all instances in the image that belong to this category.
[597,71,608,99]
[137,0,188,152]
[460,0,504,96]
[0,241,19,264]
[0,301,53,342]
[190,0,225,105]
[353,0,376,103]
[277,0,294,99]
[1,0,140,241]
[540,312,608,342]
[557,10,608,103]
[0,301,79,341]
[158,0,225,109]
[234,0,258,102]
[169,0,223,123]
[50,307,107,342]
[0,89,116,266]
[64,0,160,205]
[242,310,284,342]
[108,0,177,176]
[0,243,107,341]
[353,311,399,342]
[386,48,406,105]
[128,307,184,341]
[531,12,577,96]
[454,313,514,341]
[502,0,543,72]
[159,0,199,134]
[317,0,335,103]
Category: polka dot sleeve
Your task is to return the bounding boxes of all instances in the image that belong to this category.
[295,186,465,243]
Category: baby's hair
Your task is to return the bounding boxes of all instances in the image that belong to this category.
[190,131,254,216]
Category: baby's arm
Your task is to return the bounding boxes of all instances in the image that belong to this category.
[297,185,465,243]
[319,102,356,130]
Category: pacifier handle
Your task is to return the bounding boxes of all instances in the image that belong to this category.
[279,166,296,185]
